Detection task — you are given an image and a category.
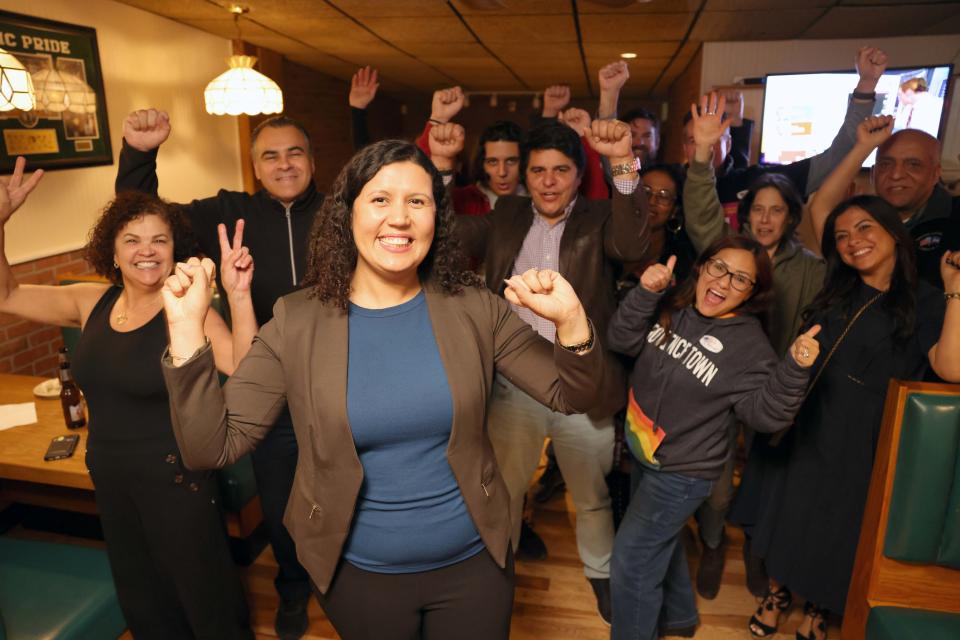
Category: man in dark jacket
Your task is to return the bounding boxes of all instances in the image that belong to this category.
[431,117,649,625]
[116,109,320,640]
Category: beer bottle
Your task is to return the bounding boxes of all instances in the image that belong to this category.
[58,349,86,429]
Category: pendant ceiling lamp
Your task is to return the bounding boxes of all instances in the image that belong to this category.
[204,6,283,116]
[0,47,36,112]
[31,68,96,113]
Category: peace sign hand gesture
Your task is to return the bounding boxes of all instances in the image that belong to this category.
[218,220,254,299]
[640,255,676,293]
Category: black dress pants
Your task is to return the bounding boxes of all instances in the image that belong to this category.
[250,416,311,602]
[87,447,253,640]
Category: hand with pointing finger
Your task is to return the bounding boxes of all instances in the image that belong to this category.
[218,220,254,299]
[640,255,677,293]
[789,325,822,369]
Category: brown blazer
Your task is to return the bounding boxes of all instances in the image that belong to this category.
[455,187,649,416]
[162,284,605,593]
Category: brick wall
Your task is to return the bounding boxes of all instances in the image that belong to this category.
[0,249,95,378]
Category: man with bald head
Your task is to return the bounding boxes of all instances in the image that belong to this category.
[874,128,959,288]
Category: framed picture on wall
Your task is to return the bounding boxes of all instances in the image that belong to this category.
[0,10,112,172]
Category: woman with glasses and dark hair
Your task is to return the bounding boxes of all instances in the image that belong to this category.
[743,117,960,640]
[157,139,607,640]
[605,234,819,639]
[681,94,829,599]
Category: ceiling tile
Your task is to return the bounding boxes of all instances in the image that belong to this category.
[583,41,681,60]
[579,14,694,42]
[359,17,476,44]
[691,9,823,40]
[579,0,702,13]
[464,15,578,42]
[449,0,571,16]
[802,5,960,38]
[331,0,455,17]
[705,0,832,9]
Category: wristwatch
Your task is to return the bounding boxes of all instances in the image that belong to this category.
[610,157,641,177]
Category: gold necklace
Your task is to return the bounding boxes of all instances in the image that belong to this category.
[116,309,128,325]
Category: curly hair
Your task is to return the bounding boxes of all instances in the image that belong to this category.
[302,139,481,309]
[86,191,195,285]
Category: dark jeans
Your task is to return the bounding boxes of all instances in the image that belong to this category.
[314,549,515,640]
[251,417,311,602]
[611,465,714,640]
[87,447,252,640]
[694,422,739,549]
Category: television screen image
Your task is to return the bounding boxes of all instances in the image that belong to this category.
[760,65,952,167]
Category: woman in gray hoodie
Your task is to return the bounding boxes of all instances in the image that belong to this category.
[606,235,819,640]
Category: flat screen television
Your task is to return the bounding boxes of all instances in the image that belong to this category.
[759,64,953,167]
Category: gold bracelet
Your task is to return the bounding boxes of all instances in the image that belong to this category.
[559,323,595,354]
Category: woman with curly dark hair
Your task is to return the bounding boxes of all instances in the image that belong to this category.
[0,157,256,639]
[159,139,605,640]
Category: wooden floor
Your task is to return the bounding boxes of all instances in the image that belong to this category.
[243,484,840,640]
[7,476,841,640]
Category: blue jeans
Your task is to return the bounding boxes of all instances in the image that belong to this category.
[611,466,714,640]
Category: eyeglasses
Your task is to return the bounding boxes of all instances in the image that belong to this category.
[642,185,676,206]
[704,258,755,292]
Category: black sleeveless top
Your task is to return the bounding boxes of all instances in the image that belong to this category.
[73,286,178,453]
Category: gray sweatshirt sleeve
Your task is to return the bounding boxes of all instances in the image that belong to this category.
[730,352,811,433]
[607,286,663,357]
[803,96,877,196]
[683,156,731,255]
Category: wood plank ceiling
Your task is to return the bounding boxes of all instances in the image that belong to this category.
[113,0,960,98]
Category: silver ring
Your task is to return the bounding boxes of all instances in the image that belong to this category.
[801,347,810,359]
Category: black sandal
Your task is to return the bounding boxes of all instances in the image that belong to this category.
[796,602,828,640]
[748,585,792,638]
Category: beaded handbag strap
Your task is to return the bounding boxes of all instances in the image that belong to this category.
[804,292,883,397]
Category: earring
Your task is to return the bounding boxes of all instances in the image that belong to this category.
[113,261,119,268]
[666,213,683,235]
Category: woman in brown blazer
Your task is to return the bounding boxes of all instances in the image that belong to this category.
[159,140,606,640]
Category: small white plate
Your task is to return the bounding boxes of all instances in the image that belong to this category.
[33,378,61,398]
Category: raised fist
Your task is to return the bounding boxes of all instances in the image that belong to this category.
[856,114,893,150]
[429,122,465,170]
[586,118,632,160]
[123,108,171,152]
[855,46,888,87]
[598,61,630,94]
[559,108,591,137]
[542,85,571,118]
[430,86,464,124]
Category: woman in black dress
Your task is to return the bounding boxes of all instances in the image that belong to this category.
[0,158,257,639]
[743,169,960,638]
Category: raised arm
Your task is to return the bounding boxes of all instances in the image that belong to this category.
[161,257,286,469]
[585,119,650,262]
[803,47,887,195]
[0,158,105,328]
[541,85,571,120]
[115,108,171,196]
[606,256,675,356]
[598,61,629,120]
[559,108,608,200]
[809,115,893,246]
[349,66,379,150]
[685,93,734,253]
[929,252,960,381]
[732,326,820,432]
[215,220,258,368]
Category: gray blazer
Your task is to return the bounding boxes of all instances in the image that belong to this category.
[162,284,605,592]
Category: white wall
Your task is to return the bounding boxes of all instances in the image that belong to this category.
[701,36,960,173]
[1,0,244,264]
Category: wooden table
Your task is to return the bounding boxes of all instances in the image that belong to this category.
[0,373,96,513]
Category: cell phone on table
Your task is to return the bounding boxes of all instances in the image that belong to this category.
[44,434,80,461]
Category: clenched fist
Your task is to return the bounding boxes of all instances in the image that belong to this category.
[123,108,171,152]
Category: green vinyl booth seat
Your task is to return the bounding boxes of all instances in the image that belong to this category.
[867,607,960,640]
[0,537,126,639]
[883,393,960,568]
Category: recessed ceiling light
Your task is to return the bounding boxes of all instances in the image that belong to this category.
[620,52,637,59]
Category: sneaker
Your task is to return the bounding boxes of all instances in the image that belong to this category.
[588,577,612,626]
[696,537,726,600]
[743,537,769,598]
[517,520,548,560]
[534,460,566,503]
[275,596,309,640]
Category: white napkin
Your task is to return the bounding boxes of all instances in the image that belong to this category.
[0,402,38,431]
